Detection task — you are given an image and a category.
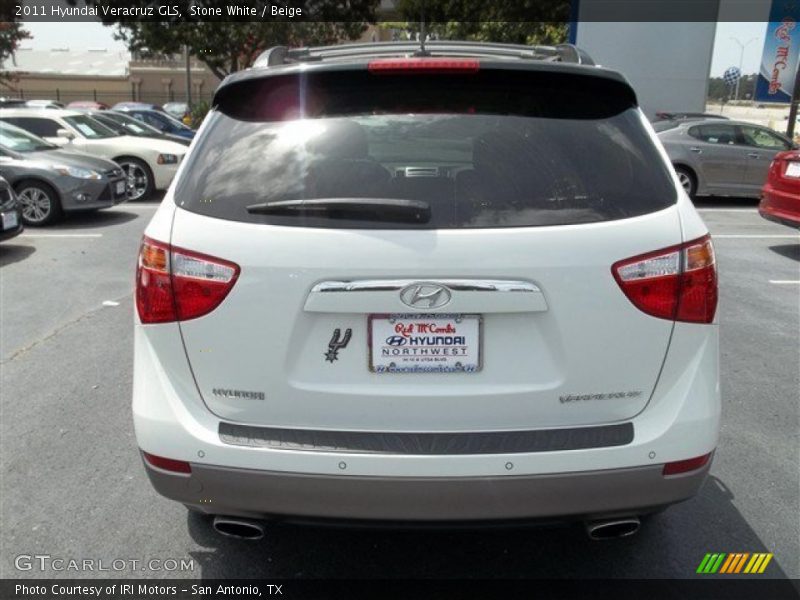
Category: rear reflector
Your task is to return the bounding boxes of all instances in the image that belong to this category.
[612,235,717,323]
[663,452,713,476]
[368,58,480,74]
[136,236,240,324]
[142,451,192,474]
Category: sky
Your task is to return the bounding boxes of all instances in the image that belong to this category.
[21,20,769,78]
[710,22,769,77]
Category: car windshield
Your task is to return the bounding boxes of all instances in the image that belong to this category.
[99,112,160,136]
[0,121,58,152]
[90,115,126,134]
[63,115,118,139]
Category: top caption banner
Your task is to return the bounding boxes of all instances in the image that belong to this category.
[5,0,793,23]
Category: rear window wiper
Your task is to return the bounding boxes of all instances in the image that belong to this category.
[245,198,431,224]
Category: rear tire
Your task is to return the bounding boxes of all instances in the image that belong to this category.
[674,166,697,198]
[15,180,63,226]
[116,157,154,201]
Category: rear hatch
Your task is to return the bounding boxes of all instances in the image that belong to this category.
[167,63,681,431]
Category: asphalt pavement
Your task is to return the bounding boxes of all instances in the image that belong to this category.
[0,196,798,580]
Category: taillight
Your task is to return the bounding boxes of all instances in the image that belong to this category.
[663,451,713,476]
[136,236,239,324]
[368,58,480,74]
[612,235,717,324]
[142,451,192,474]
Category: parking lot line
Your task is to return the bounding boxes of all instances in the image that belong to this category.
[769,280,800,285]
[19,233,103,238]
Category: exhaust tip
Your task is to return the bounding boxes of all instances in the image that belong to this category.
[585,517,640,541]
[212,516,265,540]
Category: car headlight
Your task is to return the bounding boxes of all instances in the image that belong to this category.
[157,153,179,165]
[53,165,101,179]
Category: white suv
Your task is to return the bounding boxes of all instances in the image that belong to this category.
[133,42,719,540]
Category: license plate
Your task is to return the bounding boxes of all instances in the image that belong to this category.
[786,162,800,178]
[115,181,127,195]
[1,211,18,231]
[368,314,482,374]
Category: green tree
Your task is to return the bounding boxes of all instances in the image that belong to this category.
[0,21,31,86]
[391,0,570,45]
[71,1,378,80]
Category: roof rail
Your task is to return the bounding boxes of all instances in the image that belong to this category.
[252,41,595,69]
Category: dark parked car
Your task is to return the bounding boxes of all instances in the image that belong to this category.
[0,98,27,108]
[0,175,23,241]
[0,121,127,225]
[114,107,195,140]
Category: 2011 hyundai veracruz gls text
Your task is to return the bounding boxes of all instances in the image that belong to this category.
[133,42,719,541]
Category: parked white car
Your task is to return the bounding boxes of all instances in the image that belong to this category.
[0,109,186,200]
[133,42,720,541]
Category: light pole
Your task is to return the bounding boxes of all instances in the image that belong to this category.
[730,36,757,101]
[184,44,192,109]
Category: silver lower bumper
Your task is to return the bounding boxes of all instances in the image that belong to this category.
[143,456,710,522]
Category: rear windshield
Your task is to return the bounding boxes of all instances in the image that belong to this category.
[176,69,676,229]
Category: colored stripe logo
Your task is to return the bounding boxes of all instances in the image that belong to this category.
[696,552,773,574]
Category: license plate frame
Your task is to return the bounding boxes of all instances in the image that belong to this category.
[115,180,127,196]
[368,313,482,374]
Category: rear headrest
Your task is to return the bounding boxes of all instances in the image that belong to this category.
[307,120,368,159]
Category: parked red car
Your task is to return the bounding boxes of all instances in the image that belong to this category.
[760,150,800,228]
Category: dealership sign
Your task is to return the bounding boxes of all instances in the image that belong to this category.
[755,1,800,103]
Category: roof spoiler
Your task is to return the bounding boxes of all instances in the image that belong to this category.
[252,41,595,69]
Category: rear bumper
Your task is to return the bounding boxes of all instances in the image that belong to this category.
[760,186,800,227]
[58,176,128,211]
[144,457,710,522]
[759,206,800,228]
[133,315,720,523]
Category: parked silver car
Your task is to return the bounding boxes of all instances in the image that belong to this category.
[0,121,127,225]
[657,118,797,198]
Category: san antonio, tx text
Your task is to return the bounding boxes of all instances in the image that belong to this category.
[16,584,279,597]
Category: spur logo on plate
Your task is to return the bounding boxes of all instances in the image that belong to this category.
[325,328,352,363]
[399,283,451,309]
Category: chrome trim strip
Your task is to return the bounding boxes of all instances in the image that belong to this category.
[311,279,540,294]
